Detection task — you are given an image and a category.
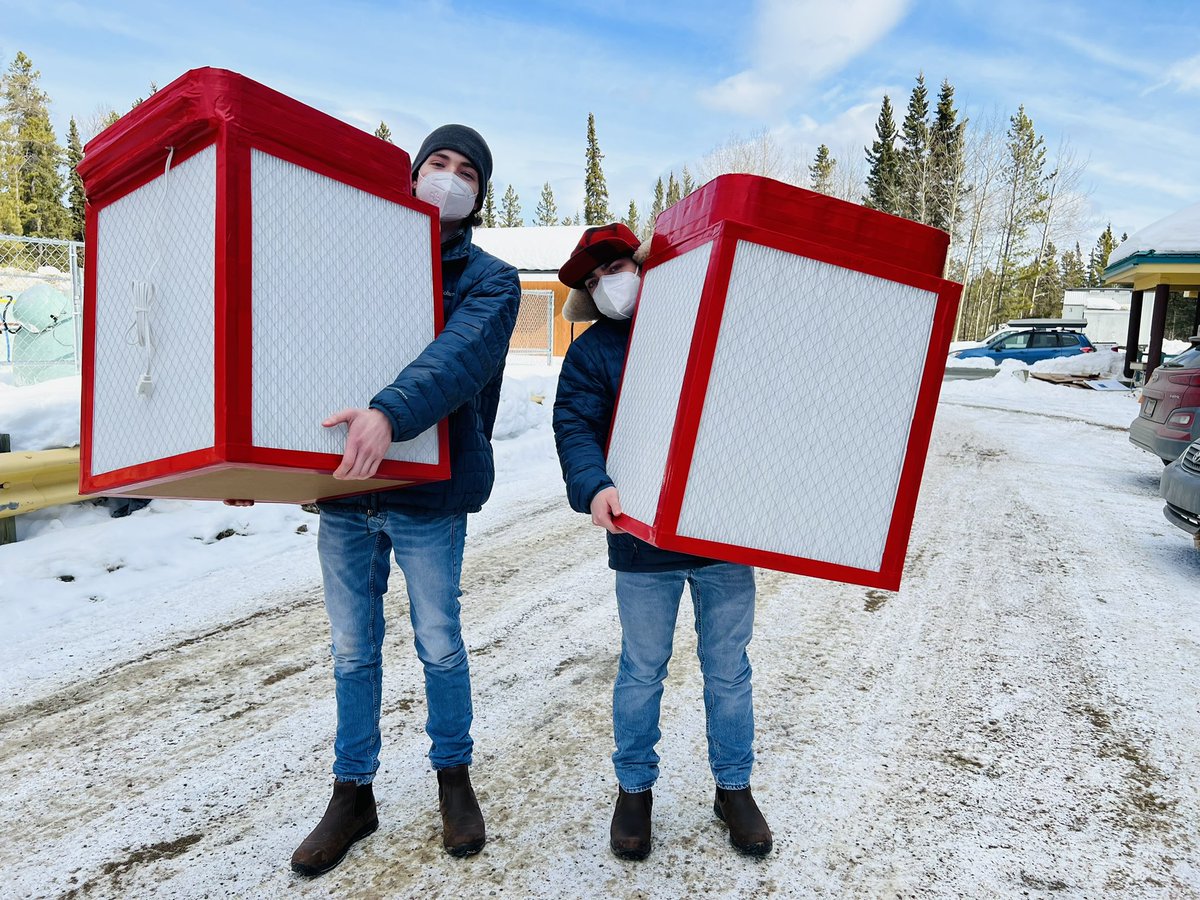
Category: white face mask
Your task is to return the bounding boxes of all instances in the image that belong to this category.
[593,270,640,320]
[415,171,478,222]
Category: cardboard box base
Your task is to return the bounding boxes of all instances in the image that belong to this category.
[107,466,410,504]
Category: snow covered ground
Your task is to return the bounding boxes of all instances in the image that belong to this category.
[2,356,1198,898]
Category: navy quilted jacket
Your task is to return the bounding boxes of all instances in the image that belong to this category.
[553,317,714,572]
[329,227,520,515]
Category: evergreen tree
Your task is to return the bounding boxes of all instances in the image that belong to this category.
[623,199,640,236]
[863,94,901,214]
[373,121,392,142]
[809,144,836,195]
[130,81,158,110]
[573,210,582,226]
[648,177,666,230]
[3,52,67,237]
[481,182,497,227]
[20,109,64,237]
[500,184,522,227]
[534,181,559,226]
[898,73,930,223]
[66,117,85,241]
[0,115,21,234]
[666,172,682,208]
[1061,242,1087,289]
[583,112,611,224]
[993,105,1048,318]
[681,166,697,196]
[1087,224,1117,286]
[927,78,967,236]
[1031,239,1063,316]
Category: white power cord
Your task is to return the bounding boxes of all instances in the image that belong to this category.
[126,145,175,399]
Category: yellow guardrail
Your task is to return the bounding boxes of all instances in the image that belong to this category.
[0,446,91,520]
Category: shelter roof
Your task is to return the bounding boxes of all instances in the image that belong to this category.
[1105,200,1200,289]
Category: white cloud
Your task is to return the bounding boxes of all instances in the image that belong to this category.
[699,71,785,114]
[699,0,913,116]
[1087,159,1198,203]
[1164,53,1200,93]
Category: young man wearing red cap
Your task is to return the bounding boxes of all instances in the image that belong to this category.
[288,124,521,874]
[552,224,772,861]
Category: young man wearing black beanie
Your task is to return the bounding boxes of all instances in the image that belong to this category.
[288,124,521,875]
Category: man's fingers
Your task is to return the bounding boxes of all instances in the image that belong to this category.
[348,453,381,480]
[323,409,356,428]
[333,444,358,479]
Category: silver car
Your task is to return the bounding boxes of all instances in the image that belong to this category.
[1161,438,1200,548]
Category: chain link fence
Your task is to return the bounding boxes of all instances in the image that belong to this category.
[1,234,84,386]
[510,289,555,363]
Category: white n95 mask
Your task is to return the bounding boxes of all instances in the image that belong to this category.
[415,171,478,222]
[593,271,640,320]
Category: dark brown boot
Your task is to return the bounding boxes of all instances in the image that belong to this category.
[714,787,772,856]
[437,765,486,857]
[609,787,653,860]
[290,780,378,876]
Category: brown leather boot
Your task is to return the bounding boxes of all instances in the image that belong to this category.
[290,780,378,876]
[437,765,486,857]
[609,787,653,860]
[714,787,772,856]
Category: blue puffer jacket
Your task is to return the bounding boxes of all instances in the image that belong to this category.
[553,316,714,572]
[327,227,520,516]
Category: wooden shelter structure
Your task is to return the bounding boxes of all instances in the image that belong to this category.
[1104,201,1200,380]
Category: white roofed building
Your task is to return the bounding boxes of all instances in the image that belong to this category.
[472,226,590,358]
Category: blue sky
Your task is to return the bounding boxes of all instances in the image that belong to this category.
[4,0,1198,246]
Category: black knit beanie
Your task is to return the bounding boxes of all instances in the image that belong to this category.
[412,124,493,189]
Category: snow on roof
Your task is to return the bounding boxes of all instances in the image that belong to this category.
[471,225,589,273]
[1109,199,1200,267]
[1062,288,1130,310]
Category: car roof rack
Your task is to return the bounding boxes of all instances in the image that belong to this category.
[1006,318,1088,329]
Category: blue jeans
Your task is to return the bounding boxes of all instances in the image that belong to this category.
[317,504,471,783]
[612,563,756,793]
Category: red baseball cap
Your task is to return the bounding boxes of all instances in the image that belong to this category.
[558,223,640,289]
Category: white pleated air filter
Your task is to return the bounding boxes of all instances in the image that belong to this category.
[605,174,962,590]
[78,67,448,504]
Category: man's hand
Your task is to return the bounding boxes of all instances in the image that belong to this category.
[590,486,626,534]
[324,408,393,480]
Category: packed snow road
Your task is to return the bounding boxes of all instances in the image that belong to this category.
[2,387,1198,899]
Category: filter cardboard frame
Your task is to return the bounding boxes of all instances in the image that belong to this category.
[605,174,962,590]
[77,67,449,503]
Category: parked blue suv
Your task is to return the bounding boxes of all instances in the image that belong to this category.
[949,319,1095,365]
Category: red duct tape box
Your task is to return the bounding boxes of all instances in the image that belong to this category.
[77,67,446,503]
[607,174,962,590]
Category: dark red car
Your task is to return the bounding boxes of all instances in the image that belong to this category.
[1130,340,1200,463]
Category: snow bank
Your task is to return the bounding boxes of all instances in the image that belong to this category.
[492,359,558,440]
[0,373,81,450]
[1029,349,1126,378]
[945,355,996,369]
